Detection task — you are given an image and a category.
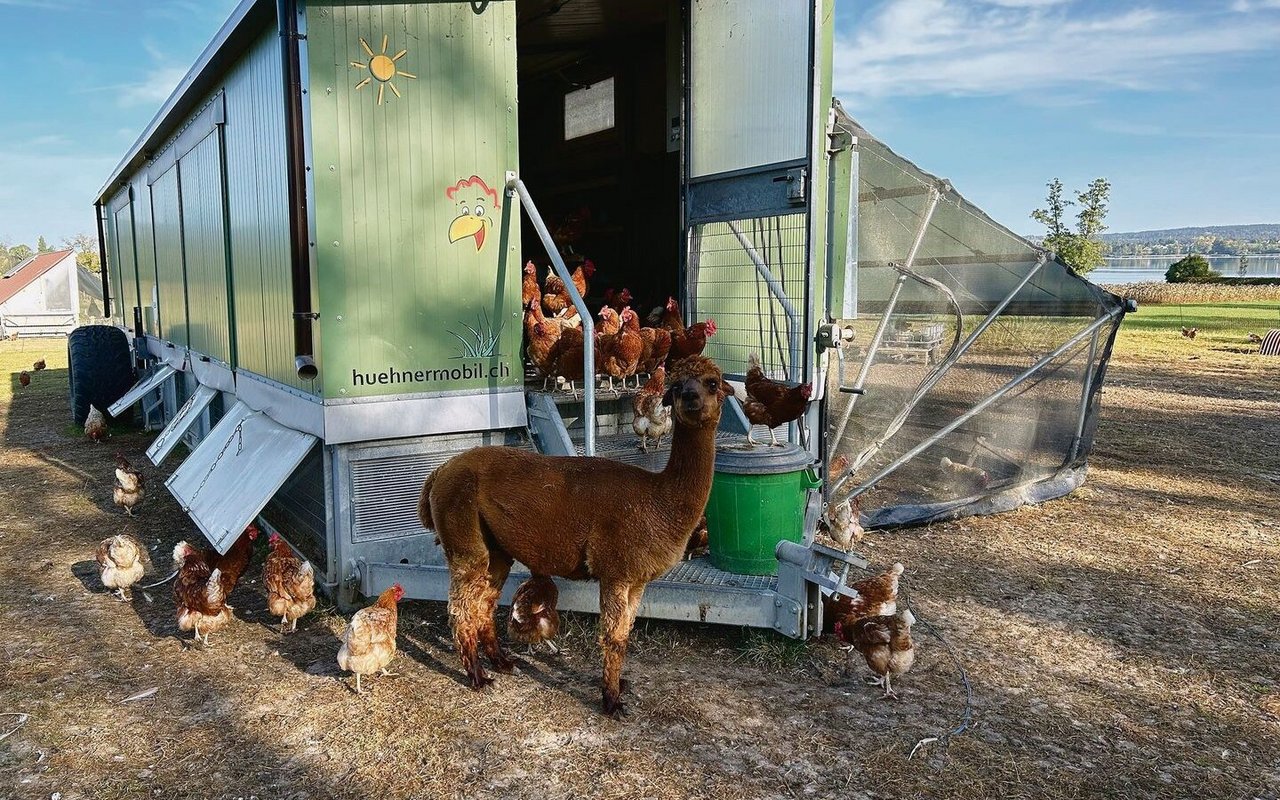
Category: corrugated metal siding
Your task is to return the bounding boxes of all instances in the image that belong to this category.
[111,199,140,327]
[223,30,303,391]
[307,1,523,400]
[131,175,159,335]
[178,133,233,364]
[150,166,188,345]
[104,200,123,325]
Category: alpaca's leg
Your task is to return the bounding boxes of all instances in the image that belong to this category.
[599,582,635,718]
[480,551,516,674]
[449,564,493,689]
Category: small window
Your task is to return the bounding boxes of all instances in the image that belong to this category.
[564,77,615,140]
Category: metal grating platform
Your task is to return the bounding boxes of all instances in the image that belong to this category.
[568,430,745,471]
[655,556,777,591]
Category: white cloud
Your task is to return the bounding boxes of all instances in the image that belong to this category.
[1231,0,1280,11]
[116,64,189,108]
[837,1,1280,98]
[0,139,116,245]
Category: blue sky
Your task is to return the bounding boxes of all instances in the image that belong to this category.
[0,0,1278,249]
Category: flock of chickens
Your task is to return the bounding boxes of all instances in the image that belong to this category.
[15,356,45,388]
[522,258,814,450]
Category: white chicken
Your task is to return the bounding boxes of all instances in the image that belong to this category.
[95,534,149,600]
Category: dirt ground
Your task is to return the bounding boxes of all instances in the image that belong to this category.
[0,321,1277,800]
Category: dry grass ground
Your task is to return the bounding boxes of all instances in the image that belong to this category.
[0,306,1278,800]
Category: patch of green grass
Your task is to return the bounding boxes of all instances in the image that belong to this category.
[733,630,811,671]
[1118,301,1280,346]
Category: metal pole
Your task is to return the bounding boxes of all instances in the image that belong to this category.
[842,145,859,320]
[727,221,802,381]
[507,175,595,456]
[837,308,1123,497]
[832,253,1048,485]
[1069,326,1102,462]
[831,273,906,449]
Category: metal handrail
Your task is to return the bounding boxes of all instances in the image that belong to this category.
[505,173,595,456]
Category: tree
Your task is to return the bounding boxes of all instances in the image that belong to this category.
[63,233,101,273]
[6,243,33,269]
[1165,254,1218,283]
[36,235,52,253]
[1031,177,1111,274]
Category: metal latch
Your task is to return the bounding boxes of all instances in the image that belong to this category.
[816,322,855,350]
[784,167,806,204]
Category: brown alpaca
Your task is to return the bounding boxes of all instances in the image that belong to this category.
[419,355,733,718]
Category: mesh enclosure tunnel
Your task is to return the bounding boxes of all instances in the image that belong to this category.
[827,103,1127,528]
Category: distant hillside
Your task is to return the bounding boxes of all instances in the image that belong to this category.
[1101,224,1280,244]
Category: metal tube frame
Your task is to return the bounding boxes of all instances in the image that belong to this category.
[727,220,802,382]
[506,174,596,456]
[1069,325,1102,462]
[832,252,1048,492]
[841,307,1123,501]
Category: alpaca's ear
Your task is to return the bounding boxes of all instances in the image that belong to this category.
[720,379,735,398]
[663,386,676,407]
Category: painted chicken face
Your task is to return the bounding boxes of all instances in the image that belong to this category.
[447,175,500,252]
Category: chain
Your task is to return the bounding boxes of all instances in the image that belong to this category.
[185,418,247,509]
[151,386,203,452]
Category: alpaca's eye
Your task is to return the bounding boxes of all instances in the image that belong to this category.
[705,378,718,389]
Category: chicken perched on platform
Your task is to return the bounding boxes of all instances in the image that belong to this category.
[599,308,644,390]
[836,609,917,699]
[113,452,145,516]
[508,575,560,654]
[522,261,541,307]
[32,358,45,371]
[337,584,404,693]
[637,324,672,377]
[543,260,596,316]
[265,532,316,634]
[95,533,149,601]
[742,352,812,446]
[524,299,563,384]
[548,327,586,394]
[19,371,30,387]
[632,366,672,452]
[823,562,904,633]
[85,405,108,443]
[604,287,633,313]
[172,541,233,646]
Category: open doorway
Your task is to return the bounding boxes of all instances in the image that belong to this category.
[515,0,682,315]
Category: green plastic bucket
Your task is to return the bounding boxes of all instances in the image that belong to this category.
[705,443,820,575]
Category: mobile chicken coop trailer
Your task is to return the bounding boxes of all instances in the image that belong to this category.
[89,0,1129,639]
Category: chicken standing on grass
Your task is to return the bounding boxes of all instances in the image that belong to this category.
[85,405,108,442]
[32,358,45,371]
[836,609,917,699]
[337,583,404,693]
[19,371,30,387]
[95,534,150,601]
[113,452,145,516]
[264,532,316,633]
[172,542,233,646]
[508,576,560,654]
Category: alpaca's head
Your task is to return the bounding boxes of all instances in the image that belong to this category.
[664,355,734,429]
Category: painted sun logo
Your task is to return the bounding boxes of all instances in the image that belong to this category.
[350,35,416,105]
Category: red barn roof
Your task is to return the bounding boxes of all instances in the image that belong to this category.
[0,249,75,306]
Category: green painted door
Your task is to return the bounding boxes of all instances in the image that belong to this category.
[307,1,522,401]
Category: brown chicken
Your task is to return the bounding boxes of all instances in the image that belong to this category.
[32,358,46,371]
[604,287,633,312]
[95,533,150,601]
[668,320,717,364]
[684,515,710,560]
[637,325,672,376]
[553,306,583,331]
[549,326,586,393]
[939,456,990,490]
[1181,326,1198,339]
[113,452,145,516]
[213,523,259,595]
[172,541,233,646]
[85,405,108,443]
[742,352,812,446]
[599,308,643,390]
[543,260,597,316]
[551,206,591,251]
[337,584,404,693]
[19,371,30,387]
[659,296,685,334]
[264,531,316,633]
[521,261,541,307]
[823,562,904,634]
[508,575,560,654]
[631,366,672,452]
[836,609,917,699]
[524,299,563,382]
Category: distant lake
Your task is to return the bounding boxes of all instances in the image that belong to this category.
[1094,255,1280,284]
